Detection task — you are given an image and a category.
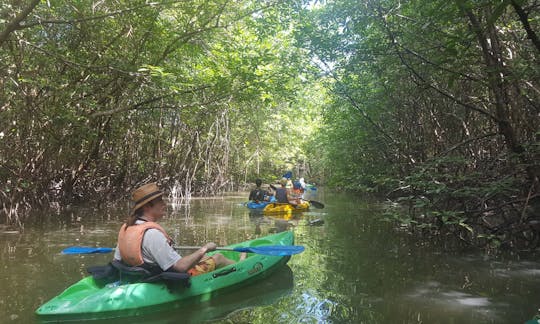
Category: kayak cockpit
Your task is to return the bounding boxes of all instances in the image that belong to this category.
[87,260,191,288]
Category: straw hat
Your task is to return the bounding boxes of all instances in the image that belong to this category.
[131,182,163,215]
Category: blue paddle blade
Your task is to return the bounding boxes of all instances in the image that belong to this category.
[232,245,305,256]
[62,246,114,254]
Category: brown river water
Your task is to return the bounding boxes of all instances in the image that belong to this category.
[1,189,539,323]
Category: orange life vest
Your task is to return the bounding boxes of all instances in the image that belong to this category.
[117,221,172,266]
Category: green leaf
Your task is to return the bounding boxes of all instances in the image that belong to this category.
[487,0,512,26]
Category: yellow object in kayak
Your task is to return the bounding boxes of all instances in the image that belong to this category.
[263,201,310,214]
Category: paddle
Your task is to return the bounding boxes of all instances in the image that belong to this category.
[62,247,114,254]
[62,245,305,256]
[308,200,325,209]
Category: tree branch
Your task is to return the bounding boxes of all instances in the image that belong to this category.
[90,92,227,118]
[0,0,41,45]
[375,4,499,122]
[511,0,540,54]
[18,1,177,28]
[439,132,498,156]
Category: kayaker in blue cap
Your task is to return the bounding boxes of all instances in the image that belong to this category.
[113,182,244,276]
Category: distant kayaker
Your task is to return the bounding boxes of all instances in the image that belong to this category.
[299,177,306,190]
[275,178,298,205]
[113,182,244,276]
[248,178,268,203]
[292,180,304,198]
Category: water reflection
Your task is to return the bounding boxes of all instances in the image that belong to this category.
[491,260,540,278]
[295,291,337,323]
[402,280,508,322]
[248,210,326,235]
[408,281,494,307]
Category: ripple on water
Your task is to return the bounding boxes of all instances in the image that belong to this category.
[404,281,505,321]
[492,261,540,278]
[441,291,490,307]
[408,282,493,308]
[292,291,337,323]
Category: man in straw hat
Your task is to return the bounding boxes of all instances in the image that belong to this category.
[113,182,243,276]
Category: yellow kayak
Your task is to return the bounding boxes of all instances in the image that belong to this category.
[263,201,310,214]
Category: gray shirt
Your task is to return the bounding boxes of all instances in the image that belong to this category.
[114,220,182,271]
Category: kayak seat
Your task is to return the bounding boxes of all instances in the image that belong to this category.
[87,263,118,281]
[110,260,152,278]
[87,261,190,288]
[110,260,191,288]
[143,271,191,288]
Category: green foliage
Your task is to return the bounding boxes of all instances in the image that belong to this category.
[0,0,320,219]
[296,0,539,249]
[2,0,539,254]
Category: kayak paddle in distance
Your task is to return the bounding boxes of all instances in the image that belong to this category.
[62,245,305,256]
[308,200,325,209]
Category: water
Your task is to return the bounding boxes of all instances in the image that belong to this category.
[1,190,539,323]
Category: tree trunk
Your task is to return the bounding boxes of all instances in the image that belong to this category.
[458,2,524,155]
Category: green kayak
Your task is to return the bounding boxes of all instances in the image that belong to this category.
[36,231,295,321]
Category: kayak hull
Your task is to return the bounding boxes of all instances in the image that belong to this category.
[246,201,270,209]
[263,202,310,214]
[36,231,294,321]
[246,196,277,209]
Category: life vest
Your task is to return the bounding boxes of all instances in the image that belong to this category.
[292,182,304,197]
[117,221,172,266]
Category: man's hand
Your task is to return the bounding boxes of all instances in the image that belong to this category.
[204,242,217,252]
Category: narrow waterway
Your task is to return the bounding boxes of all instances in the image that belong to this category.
[1,190,539,323]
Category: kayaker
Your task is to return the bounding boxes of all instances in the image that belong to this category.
[275,178,298,205]
[299,178,306,190]
[248,178,268,203]
[113,182,244,276]
[292,181,304,198]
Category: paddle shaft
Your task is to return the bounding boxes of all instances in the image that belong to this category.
[176,246,304,255]
[62,244,304,256]
[175,246,235,251]
[72,246,257,253]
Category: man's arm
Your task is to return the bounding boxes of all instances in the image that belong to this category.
[170,243,216,273]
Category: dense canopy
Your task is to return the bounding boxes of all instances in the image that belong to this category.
[1,0,538,250]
